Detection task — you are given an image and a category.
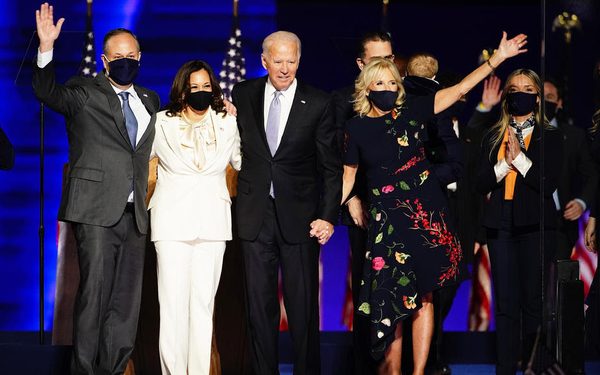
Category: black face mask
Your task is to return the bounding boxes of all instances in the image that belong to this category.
[544,100,558,120]
[506,92,537,116]
[368,90,399,112]
[186,91,213,111]
[106,57,140,86]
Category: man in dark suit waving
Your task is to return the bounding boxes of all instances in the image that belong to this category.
[232,31,341,374]
[33,4,160,374]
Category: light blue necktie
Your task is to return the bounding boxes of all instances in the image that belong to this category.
[266,91,282,155]
[118,91,138,148]
[266,91,282,197]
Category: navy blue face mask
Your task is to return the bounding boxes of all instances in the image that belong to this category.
[368,90,399,112]
[506,92,537,116]
[106,57,140,86]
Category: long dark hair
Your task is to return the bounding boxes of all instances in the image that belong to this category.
[165,60,226,117]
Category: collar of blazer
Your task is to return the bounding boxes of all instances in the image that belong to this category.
[158,107,225,172]
[250,76,310,158]
[95,72,157,151]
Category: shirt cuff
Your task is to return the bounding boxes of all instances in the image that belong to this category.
[574,198,587,212]
[494,159,511,183]
[37,48,53,68]
[512,152,532,176]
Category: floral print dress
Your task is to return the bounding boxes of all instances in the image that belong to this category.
[344,94,464,359]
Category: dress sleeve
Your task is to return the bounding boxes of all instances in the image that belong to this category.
[343,122,360,165]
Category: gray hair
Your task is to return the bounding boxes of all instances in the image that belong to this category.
[262,31,302,58]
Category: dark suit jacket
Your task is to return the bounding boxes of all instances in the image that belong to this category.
[557,122,598,211]
[476,125,563,229]
[331,84,368,226]
[403,75,464,186]
[33,62,160,234]
[232,77,342,243]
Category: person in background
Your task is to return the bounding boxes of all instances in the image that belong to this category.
[543,78,597,261]
[402,53,464,375]
[476,69,562,375]
[148,60,241,375]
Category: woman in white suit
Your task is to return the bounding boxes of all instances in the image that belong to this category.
[148,60,241,375]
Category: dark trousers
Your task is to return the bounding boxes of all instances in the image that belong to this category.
[242,198,321,375]
[71,204,146,375]
[347,224,377,374]
[486,203,553,375]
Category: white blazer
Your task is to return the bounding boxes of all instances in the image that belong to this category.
[148,108,241,242]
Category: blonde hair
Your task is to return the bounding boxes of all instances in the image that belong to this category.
[487,69,550,158]
[262,31,302,58]
[353,57,406,117]
[406,53,438,79]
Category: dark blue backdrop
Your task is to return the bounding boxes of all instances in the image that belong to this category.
[0,0,598,333]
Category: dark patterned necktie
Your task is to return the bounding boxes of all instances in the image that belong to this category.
[509,116,535,149]
[118,91,138,148]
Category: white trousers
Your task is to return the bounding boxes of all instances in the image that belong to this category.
[155,239,226,375]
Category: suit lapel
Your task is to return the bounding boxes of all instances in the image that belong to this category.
[160,115,199,171]
[250,77,269,155]
[96,74,130,147]
[135,86,157,150]
[275,81,308,157]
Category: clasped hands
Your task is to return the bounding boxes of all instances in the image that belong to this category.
[310,219,334,245]
[504,129,522,168]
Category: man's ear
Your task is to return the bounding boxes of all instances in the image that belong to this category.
[356,58,364,71]
[261,54,268,70]
[557,98,564,110]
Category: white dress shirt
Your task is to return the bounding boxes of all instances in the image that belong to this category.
[263,78,297,148]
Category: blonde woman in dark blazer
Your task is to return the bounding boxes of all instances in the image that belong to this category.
[148,60,241,375]
[476,69,562,375]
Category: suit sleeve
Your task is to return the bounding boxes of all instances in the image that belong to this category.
[32,61,88,117]
[316,97,343,224]
[572,127,598,209]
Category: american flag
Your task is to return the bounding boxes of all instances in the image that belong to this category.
[76,0,97,77]
[219,2,245,101]
[575,213,598,300]
[468,243,493,331]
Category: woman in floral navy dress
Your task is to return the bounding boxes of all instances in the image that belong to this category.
[341,33,527,374]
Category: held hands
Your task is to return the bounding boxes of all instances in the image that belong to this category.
[35,3,64,52]
[494,32,528,63]
[481,76,502,110]
[310,219,334,245]
[563,200,584,221]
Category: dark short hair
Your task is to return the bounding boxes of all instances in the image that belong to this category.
[165,60,226,117]
[544,77,564,100]
[357,31,393,59]
[103,28,140,55]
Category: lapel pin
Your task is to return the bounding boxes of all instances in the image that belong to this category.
[301,100,306,104]
[142,93,148,97]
